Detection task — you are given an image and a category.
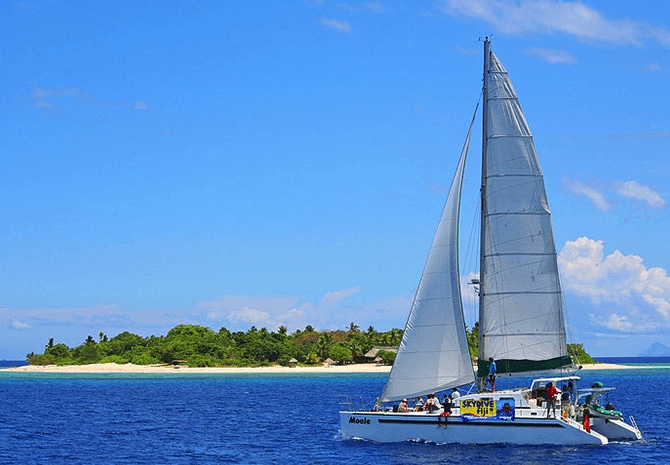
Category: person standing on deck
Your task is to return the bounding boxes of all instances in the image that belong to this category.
[545,382,558,418]
[487,357,497,392]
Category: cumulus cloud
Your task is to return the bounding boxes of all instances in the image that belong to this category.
[195,287,412,333]
[320,18,352,32]
[440,0,670,47]
[226,306,271,326]
[0,289,411,358]
[200,295,301,326]
[199,289,366,331]
[563,178,665,211]
[558,237,670,333]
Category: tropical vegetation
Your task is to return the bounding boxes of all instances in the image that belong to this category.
[26,323,403,367]
[26,322,594,367]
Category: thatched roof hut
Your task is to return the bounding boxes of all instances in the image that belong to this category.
[364,346,398,360]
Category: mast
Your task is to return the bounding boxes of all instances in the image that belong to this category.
[477,37,490,392]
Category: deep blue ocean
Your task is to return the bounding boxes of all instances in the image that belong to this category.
[1,361,669,464]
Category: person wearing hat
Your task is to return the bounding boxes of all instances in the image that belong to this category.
[397,398,409,413]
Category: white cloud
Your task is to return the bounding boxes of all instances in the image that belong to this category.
[133,101,150,110]
[526,47,576,64]
[320,286,361,307]
[614,180,666,209]
[440,0,670,47]
[563,179,611,211]
[594,313,633,332]
[32,87,82,109]
[32,87,80,99]
[558,237,670,333]
[1,287,409,358]
[10,319,32,330]
[2,304,125,327]
[226,306,271,326]
[366,2,387,13]
[200,288,366,331]
[320,18,352,32]
[563,178,665,211]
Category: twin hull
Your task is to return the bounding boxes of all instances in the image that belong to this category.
[340,411,607,445]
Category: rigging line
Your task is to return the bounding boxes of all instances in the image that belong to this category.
[462,91,484,330]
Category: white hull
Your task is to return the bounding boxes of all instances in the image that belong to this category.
[590,417,642,441]
[340,411,607,445]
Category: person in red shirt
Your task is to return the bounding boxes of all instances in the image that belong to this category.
[544,382,559,418]
[582,408,591,432]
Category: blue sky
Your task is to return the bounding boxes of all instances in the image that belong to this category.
[2,0,669,359]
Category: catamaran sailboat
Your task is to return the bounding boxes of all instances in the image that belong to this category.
[340,39,641,446]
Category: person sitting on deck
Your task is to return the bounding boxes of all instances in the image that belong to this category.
[397,399,409,413]
[426,393,442,413]
[443,395,453,414]
[438,395,452,427]
[413,397,425,412]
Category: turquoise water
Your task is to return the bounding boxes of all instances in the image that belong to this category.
[0,368,667,464]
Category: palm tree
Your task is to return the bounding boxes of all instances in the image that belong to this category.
[389,328,403,346]
[314,333,332,360]
[348,340,364,362]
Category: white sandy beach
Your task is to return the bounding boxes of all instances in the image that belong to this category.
[1,362,647,374]
[2,362,392,374]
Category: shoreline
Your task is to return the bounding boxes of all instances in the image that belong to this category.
[0,361,658,374]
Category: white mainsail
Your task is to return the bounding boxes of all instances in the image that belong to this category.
[380,116,477,402]
[478,50,571,377]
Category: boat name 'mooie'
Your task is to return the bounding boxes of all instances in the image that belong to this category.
[348,416,371,425]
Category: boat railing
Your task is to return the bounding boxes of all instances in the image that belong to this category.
[338,394,371,412]
[629,415,640,434]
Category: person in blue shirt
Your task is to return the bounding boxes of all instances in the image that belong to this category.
[487,357,497,392]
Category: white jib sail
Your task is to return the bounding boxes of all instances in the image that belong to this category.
[479,51,568,372]
[381,117,477,402]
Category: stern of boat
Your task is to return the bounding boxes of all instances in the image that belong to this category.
[590,416,642,441]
